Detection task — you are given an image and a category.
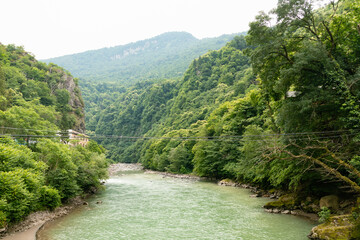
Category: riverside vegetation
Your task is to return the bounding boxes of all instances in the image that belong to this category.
[1,0,360,239]
[0,44,108,233]
[86,0,360,194]
[74,0,360,238]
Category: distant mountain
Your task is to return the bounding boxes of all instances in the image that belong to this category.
[43,32,243,84]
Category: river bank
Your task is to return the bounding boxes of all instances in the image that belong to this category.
[108,162,144,175]
[109,164,360,239]
[0,197,85,240]
[0,163,145,240]
[111,164,320,222]
[37,170,315,239]
[0,163,336,239]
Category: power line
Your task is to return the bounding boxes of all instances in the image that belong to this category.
[3,126,359,136]
[1,126,360,142]
[0,126,59,133]
[0,134,66,138]
[88,132,360,142]
[3,126,360,135]
[87,129,360,140]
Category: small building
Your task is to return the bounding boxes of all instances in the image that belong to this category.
[64,129,89,147]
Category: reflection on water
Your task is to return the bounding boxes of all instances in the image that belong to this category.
[38,173,315,240]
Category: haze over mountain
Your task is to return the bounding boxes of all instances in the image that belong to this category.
[43,32,243,84]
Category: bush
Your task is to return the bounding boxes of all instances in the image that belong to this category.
[0,211,6,229]
[39,186,61,210]
[0,199,7,229]
[319,207,331,223]
[36,139,79,200]
[0,138,109,225]
[0,171,32,222]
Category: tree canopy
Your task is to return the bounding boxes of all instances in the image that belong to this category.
[87,0,360,200]
[0,44,108,230]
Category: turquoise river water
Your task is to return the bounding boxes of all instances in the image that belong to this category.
[37,172,315,240]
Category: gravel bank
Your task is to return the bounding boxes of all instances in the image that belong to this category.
[108,163,144,176]
[0,197,84,240]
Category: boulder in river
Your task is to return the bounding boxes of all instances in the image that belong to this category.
[264,193,297,210]
[218,179,238,187]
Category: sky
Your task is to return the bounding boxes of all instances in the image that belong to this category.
[1,0,278,59]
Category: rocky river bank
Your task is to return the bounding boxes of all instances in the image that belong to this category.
[2,163,356,240]
[0,163,142,239]
[108,163,144,175]
[0,197,85,240]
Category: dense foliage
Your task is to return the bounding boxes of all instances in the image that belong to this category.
[2,0,359,232]
[0,138,107,228]
[0,44,85,132]
[0,45,108,229]
[240,0,360,192]
[89,0,360,199]
[79,80,126,132]
[90,36,255,163]
[44,32,242,85]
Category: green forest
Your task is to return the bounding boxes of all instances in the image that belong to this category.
[0,45,108,230]
[1,0,360,238]
[90,0,360,195]
[83,2,360,236]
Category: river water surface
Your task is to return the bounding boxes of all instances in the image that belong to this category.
[38,172,315,240]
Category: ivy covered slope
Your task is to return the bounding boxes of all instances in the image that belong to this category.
[44,32,241,85]
[0,44,108,231]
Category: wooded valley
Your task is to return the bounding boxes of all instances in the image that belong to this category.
[1,0,360,238]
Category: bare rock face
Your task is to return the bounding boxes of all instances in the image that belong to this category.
[54,68,86,132]
[320,195,339,211]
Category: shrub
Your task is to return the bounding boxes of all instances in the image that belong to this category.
[0,171,32,222]
[318,207,331,223]
[39,186,61,210]
[0,211,6,229]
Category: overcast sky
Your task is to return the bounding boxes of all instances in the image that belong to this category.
[1,0,278,59]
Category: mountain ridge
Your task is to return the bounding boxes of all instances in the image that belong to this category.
[43,31,244,84]
[45,32,198,60]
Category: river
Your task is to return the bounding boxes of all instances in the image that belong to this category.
[37,172,315,240]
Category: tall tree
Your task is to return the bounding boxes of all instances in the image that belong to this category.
[246,0,360,132]
[244,0,360,192]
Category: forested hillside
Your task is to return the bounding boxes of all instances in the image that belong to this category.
[79,81,126,132]
[90,36,253,163]
[2,0,360,237]
[0,44,108,231]
[0,44,85,132]
[44,32,241,84]
[89,0,360,206]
